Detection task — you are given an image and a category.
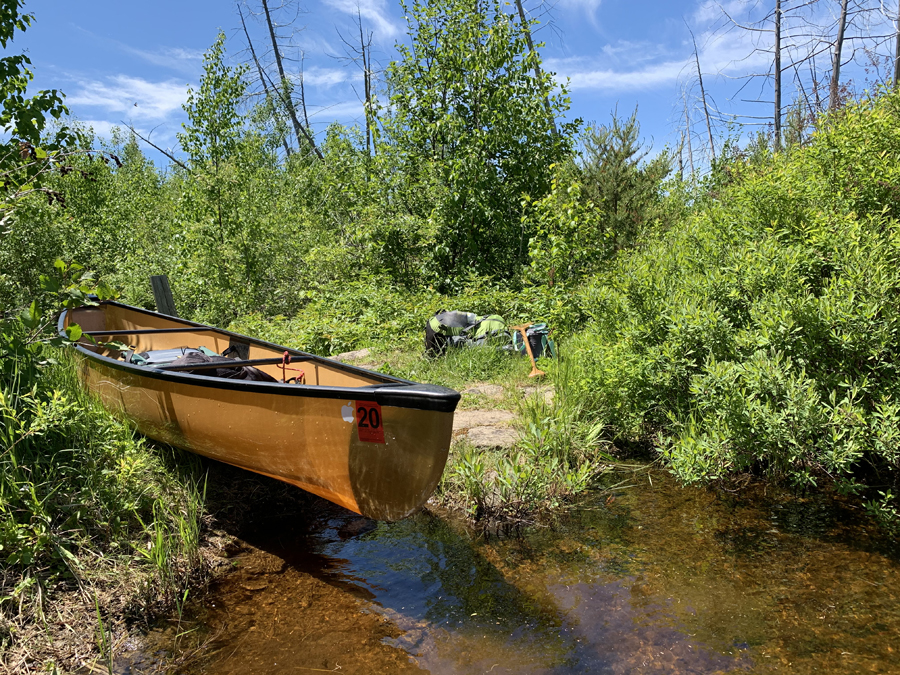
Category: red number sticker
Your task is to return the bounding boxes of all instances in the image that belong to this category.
[355,400,385,444]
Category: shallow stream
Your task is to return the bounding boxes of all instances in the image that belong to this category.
[128,469,900,674]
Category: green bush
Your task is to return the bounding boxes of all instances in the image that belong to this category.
[227,275,567,356]
[438,358,612,520]
[569,88,900,521]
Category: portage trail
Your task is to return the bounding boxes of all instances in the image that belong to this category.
[452,384,555,449]
[334,348,555,450]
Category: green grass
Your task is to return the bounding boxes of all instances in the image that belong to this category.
[0,346,207,670]
[377,341,533,393]
[430,352,616,521]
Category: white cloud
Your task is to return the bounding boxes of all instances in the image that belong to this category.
[324,0,400,38]
[302,66,350,87]
[296,33,339,55]
[554,57,688,92]
[547,8,774,95]
[557,0,603,14]
[67,76,188,122]
[307,100,364,123]
[698,26,772,77]
[68,24,205,77]
[121,45,204,76]
[73,118,175,142]
[71,119,120,138]
[692,0,747,26]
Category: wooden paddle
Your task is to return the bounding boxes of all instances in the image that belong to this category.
[510,323,545,378]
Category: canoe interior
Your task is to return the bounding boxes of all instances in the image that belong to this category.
[70,303,392,387]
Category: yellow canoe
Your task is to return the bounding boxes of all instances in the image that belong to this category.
[60,301,459,521]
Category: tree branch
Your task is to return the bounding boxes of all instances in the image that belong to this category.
[125,124,188,170]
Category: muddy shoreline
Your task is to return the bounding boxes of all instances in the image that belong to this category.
[3,459,420,675]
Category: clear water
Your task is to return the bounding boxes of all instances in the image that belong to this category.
[134,469,900,674]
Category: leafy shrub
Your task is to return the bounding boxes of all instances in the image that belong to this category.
[438,358,611,520]
[569,88,900,521]
[227,275,566,356]
[578,110,673,252]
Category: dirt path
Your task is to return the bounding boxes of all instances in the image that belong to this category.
[451,383,554,449]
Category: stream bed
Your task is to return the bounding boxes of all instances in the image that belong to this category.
[125,468,900,674]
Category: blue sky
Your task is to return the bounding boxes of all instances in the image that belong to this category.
[14,1,899,166]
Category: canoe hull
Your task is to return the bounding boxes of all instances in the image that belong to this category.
[65,302,458,521]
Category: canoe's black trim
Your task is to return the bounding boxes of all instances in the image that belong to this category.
[157,356,314,371]
[85,327,217,336]
[60,302,461,414]
[368,383,465,411]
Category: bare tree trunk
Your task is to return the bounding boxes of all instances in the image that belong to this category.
[809,57,824,112]
[297,51,312,132]
[357,10,373,157]
[683,91,695,178]
[894,0,900,88]
[261,0,323,159]
[337,11,376,158]
[361,25,371,156]
[774,0,782,150]
[829,0,850,110]
[690,30,715,161]
[513,0,558,136]
[792,61,813,121]
[239,3,291,157]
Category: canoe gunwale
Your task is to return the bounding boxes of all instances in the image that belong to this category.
[60,302,460,414]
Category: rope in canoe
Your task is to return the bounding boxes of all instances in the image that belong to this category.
[278,351,306,384]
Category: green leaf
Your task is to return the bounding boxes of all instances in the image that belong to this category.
[39,274,60,293]
[20,300,39,329]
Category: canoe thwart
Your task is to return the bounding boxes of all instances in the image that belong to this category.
[156,356,312,372]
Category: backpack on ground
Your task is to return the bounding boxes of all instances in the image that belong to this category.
[425,310,509,356]
[511,323,556,359]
